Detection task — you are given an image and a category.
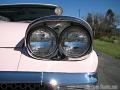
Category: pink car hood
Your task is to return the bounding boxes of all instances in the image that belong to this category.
[0,21,29,47]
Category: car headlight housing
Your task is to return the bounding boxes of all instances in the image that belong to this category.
[59,26,91,58]
[26,26,57,59]
[25,16,92,60]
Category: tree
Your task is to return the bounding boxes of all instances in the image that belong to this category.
[86,13,93,26]
[92,14,99,37]
[104,9,115,37]
[85,9,120,39]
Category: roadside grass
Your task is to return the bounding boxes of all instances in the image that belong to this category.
[93,39,120,59]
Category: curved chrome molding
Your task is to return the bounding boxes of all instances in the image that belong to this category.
[0,71,97,85]
[25,16,93,60]
[0,3,59,8]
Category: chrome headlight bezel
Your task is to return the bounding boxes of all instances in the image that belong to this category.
[25,25,58,59]
[59,25,92,58]
[25,16,93,60]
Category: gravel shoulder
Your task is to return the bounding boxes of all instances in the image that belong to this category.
[96,51,120,90]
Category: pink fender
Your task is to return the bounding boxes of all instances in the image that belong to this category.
[0,21,29,47]
[0,22,98,73]
[18,50,98,73]
[0,22,29,71]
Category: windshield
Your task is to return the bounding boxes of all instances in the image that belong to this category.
[0,4,57,22]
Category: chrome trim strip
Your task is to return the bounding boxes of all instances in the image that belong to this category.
[43,72,97,85]
[0,71,97,85]
[0,71,42,83]
[0,3,59,8]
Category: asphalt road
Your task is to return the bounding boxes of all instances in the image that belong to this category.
[97,51,120,90]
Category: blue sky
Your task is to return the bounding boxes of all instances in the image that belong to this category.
[0,0,120,18]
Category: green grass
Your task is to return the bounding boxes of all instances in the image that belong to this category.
[93,39,120,59]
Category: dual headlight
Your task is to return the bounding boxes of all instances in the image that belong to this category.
[25,18,92,60]
[27,26,57,58]
[60,26,91,58]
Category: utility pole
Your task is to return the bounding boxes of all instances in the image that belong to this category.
[78,9,80,18]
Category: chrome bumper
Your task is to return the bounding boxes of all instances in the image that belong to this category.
[0,71,97,85]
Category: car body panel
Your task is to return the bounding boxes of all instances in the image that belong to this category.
[0,4,98,86]
[0,22,29,47]
[18,50,98,73]
[0,48,21,71]
[0,21,98,73]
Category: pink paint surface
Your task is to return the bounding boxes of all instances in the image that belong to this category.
[0,22,29,47]
[18,50,98,73]
[0,48,21,71]
[0,21,98,73]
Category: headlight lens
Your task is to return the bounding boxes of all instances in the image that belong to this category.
[60,26,91,58]
[27,27,57,58]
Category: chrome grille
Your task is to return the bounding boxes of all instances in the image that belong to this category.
[0,83,53,90]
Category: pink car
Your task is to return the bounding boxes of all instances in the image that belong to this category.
[0,3,98,90]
